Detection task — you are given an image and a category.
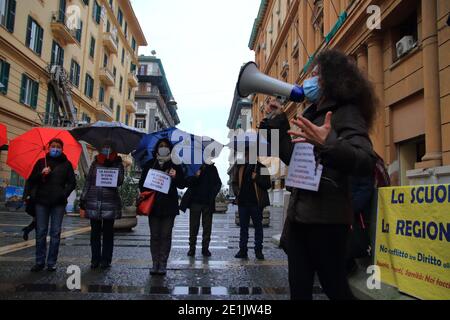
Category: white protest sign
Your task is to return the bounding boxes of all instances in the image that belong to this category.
[286,143,323,192]
[96,168,119,188]
[143,169,172,194]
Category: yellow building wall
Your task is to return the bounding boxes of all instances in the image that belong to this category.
[0,0,146,187]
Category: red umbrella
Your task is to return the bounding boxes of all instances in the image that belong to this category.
[0,123,7,147]
[7,127,82,179]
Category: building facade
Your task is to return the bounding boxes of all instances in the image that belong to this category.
[226,89,253,197]
[248,0,449,187]
[134,55,180,134]
[0,0,147,188]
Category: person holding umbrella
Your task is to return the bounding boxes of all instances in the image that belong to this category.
[79,141,124,270]
[27,138,76,272]
[138,138,186,276]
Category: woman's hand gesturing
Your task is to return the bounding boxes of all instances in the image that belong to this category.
[288,112,333,146]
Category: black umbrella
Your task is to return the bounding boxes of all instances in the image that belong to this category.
[70,121,144,154]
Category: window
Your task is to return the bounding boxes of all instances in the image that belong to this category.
[75,20,83,42]
[25,16,43,55]
[82,0,89,5]
[117,8,123,27]
[70,60,80,87]
[0,0,16,32]
[116,105,121,121]
[109,97,114,110]
[106,20,110,32]
[392,9,419,62]
[113,67,117,81]
[124,21,128,38]
[125,112,129,126]
[93,1,101,24]
[135,119,146,129]
[128,88,132,100]
[103,53,108,68]
[45,89,58,126]
[20,74,39,108]
[131,37,136,52]
[89,36,96,58]
[51,41,64,66]
[82,112,91,124]
[0,59,10,95]
[121,48,125,65]
[119,76,123,93]
[99,86,105,102]
[84,74,94,99]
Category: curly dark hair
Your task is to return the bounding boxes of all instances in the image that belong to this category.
[314,49,377,129]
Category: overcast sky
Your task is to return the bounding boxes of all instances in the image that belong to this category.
[130,0,261,187]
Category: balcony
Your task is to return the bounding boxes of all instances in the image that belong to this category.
[96,103,114,121]
[128,72,139,88]
[103,32,118,54]
[99,67,115,87]
[50,11,77,46]
[125,100,137,113]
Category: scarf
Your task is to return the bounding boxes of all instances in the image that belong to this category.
[157,154,171,167]
[97,153,118,165]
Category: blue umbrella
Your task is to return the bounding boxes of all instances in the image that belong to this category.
[133,128,224,177]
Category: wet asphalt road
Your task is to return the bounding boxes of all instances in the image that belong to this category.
[0,205,326,300]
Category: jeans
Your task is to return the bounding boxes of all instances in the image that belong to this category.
[149,215,175,265]
[35,204,65,267]
[286,222,355,300]
[90,219,115,265]
[238,206,263,251]
[189,203,213,250]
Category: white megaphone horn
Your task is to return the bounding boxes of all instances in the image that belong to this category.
[237,62,305,102]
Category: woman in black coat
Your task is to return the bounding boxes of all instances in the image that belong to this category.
[80,141,124,269]
[27,138,76,272]
[139,138,186,276]
[263,49,377,300]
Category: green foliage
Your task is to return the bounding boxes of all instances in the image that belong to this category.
[119,174,139,207]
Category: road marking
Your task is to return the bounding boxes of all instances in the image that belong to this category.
[0,226,91,256]
[0,224,29,227]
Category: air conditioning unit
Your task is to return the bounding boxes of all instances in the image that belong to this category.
[396,36,415,58]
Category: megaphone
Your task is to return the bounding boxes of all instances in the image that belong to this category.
[237,62,305,102]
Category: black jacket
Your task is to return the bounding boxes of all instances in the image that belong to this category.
[139,159,186,218]
[231,162,271,209]
[263,100,376,225]
[180,164,222,213]
[27,153,76,207]
[80,156,125,220]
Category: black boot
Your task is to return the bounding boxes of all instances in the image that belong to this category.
[30,264,45,272]
[235,249,248,259]
[150,261,160,275]
[202,248,211,257]
[187,247,196,257]
[255,249,265,260]
[157,262,167,276]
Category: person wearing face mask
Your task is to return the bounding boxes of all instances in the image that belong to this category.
[80,141,124,270]
[27,138,76,272]
[138,139,186,276]
[261,49,377,300]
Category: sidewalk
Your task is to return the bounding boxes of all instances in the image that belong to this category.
[271,232,416,300]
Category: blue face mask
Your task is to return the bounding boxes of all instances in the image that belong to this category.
[303,76,322,103]
[49,148,62,158]
[101,148,111,156]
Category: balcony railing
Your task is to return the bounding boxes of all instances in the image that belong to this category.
[103,32,119,54]
[37,112,87,128]
[99,67,115,86]
[50,11,77,46]
[96,103,114,121]
[125,100,137,113]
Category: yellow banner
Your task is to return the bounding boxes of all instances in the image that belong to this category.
[375,184,450,300]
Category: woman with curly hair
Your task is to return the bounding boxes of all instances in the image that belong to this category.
[261,49,377,300]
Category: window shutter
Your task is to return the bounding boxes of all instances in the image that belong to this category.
[36,26,44,56]
[20,75,26,104]
[26,17,32,48]
[0,62,10,94]
[60,47,65,66]
[31,80,39,109]
[6,0,16,32]
[76,64,80,86]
